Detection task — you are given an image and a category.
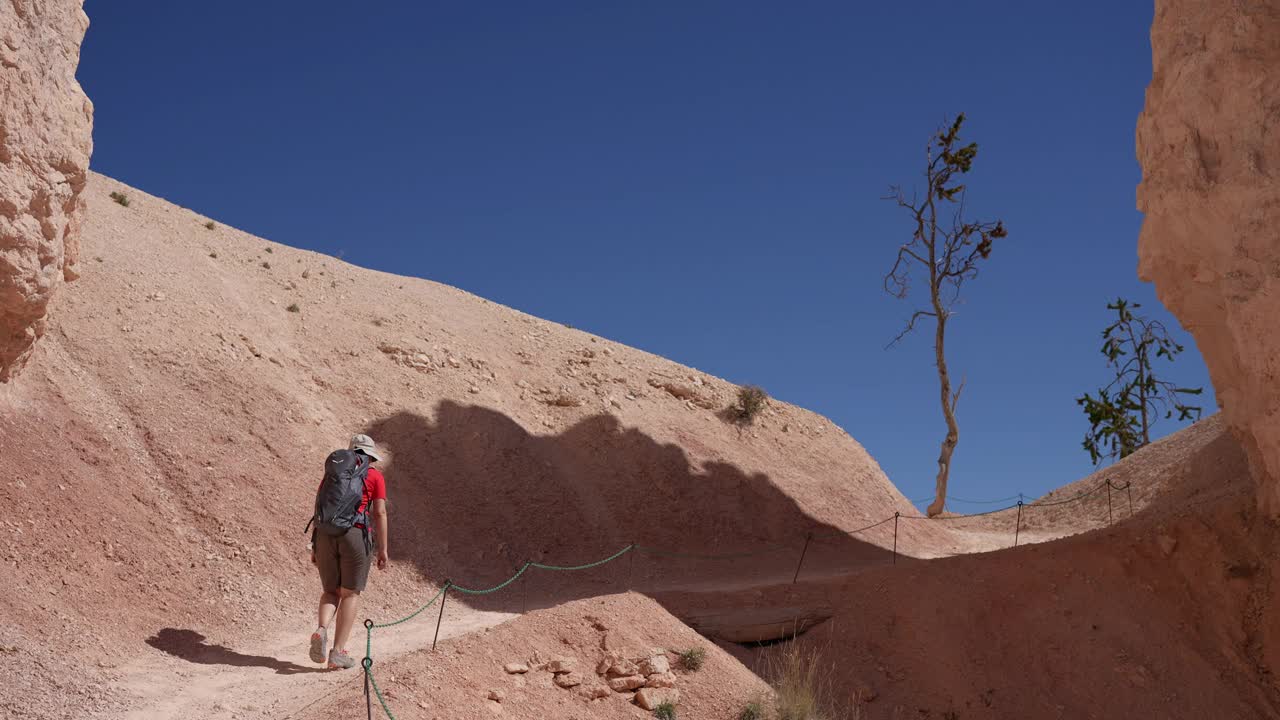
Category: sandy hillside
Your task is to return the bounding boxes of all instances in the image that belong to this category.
[920,414,1242,549]
[0,172,941,719]
[658,414,1280,719]
[6,172,1277,720]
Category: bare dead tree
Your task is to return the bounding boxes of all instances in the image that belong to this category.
[884,114,1008,517]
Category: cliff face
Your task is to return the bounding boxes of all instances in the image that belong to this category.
[1136,0,1280,512]
[0,0,93,381]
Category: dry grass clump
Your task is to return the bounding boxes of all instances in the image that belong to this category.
[761,641,863,720]
[109,191,130,207]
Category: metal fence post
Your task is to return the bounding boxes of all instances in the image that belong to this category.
[793,533,812,584]
[1013,501,1023,548]
[521,563,530,614]
[1106,480,1114,524]
[432,582,451,651]
[892,512,900,565]
[628,542,637,590]
[362,618,374,720]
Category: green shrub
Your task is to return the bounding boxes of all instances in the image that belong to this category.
[265,246,273,253]
[204,221,216,230]
[286,303,300,313]
[654,702,677,720]
[679,647,706,671]
[739,701,764,720]
[733,386,768,424]
[109,191,129,207]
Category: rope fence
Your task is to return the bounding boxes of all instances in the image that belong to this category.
[357,477,1135,719]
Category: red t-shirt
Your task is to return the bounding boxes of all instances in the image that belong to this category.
[356,467,387,528]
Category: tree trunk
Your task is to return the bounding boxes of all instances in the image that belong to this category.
[1129,323,1152,448]
[926,313,958,518]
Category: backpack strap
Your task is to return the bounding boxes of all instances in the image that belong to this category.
[353,453,373,531]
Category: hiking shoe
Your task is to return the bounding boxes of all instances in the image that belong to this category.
[328,649,356,670]
[309,627,328,664]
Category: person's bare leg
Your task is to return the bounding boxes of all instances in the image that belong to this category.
[317,591,338,629]
[333,587,361,651]
[310,590,339,663]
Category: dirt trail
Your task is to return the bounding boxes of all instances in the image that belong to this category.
[116,603,515,720]
[106,517,985,720]
[104,489,1137,720]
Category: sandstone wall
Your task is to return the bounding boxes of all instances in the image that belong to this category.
[0,0,93,382]
[1136,0,1280,511]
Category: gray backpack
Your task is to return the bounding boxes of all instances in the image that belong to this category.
[306,449,370,536]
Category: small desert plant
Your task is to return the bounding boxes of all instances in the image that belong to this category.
[733,386,769,424]
[265,246,273,253]
[109,191,129,207]
[739,701,765,720]
[208,251,218,259]
[286,303,300,313]
[679,647,706,671]
[654,702,677,720]
[261,261,271,269]
[204,221,216,230]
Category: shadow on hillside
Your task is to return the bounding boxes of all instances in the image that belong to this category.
[363,401,891,616]
[146,628,327,674]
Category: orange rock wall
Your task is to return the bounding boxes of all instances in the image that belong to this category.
[1136,0,1280,510]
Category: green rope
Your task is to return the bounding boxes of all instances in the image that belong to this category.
[529,543,634,571]
[372,586,448,629]
[366,666,397,720]
[452,563,531,595]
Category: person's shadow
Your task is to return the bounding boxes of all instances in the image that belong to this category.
[146,628,328,675]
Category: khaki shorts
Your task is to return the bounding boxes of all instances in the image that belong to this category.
[315,527,372,593]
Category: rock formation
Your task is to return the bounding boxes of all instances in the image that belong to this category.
[1136,0,1280,512]
[0,0,93,381]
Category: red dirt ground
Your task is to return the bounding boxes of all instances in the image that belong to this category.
[3,175,1276,719]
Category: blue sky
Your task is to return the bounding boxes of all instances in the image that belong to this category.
[77,1,1212,505]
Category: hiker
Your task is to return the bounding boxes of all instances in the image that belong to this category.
[306,434,390,669]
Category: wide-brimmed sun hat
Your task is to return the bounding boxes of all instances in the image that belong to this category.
[349,434,384,462]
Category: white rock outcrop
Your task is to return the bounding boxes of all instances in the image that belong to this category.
[1136,0,1280,512]
[0,0,93,381]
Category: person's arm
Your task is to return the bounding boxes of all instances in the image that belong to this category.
[372,498,389,569]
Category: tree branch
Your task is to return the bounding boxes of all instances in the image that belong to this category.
[886,309,938,349]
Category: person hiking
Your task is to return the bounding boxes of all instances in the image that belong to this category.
[307,434,389,669]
